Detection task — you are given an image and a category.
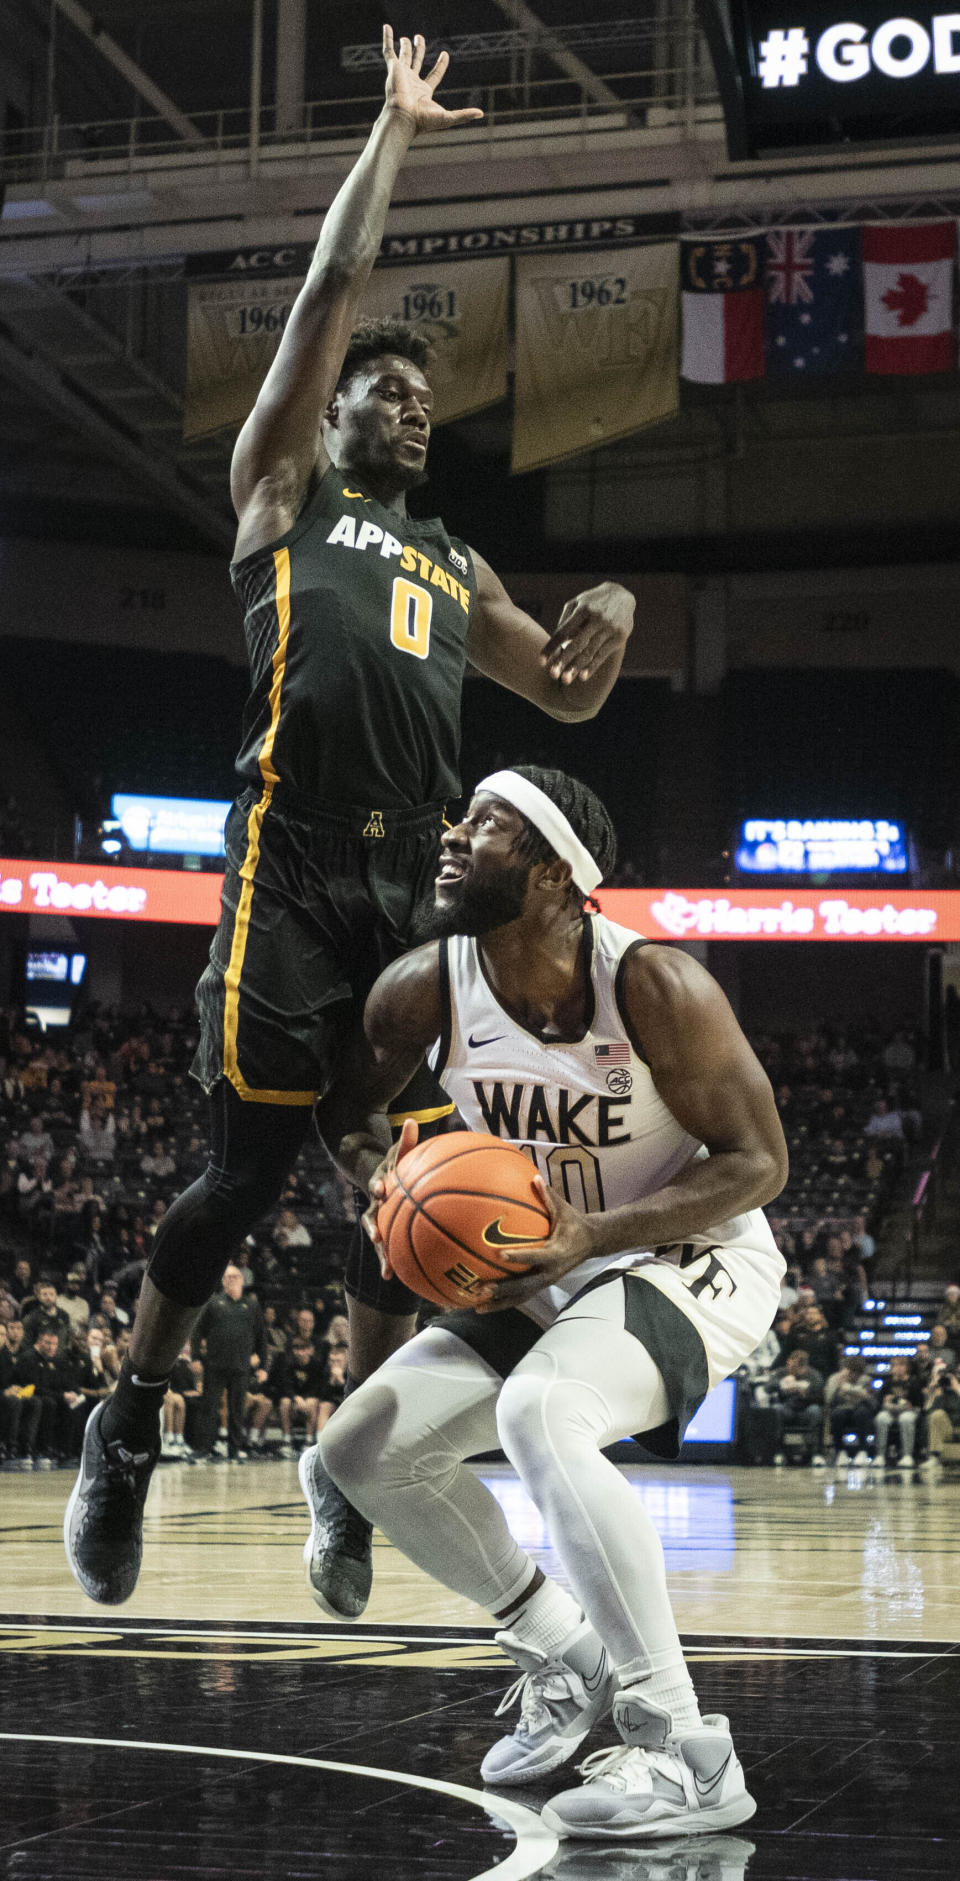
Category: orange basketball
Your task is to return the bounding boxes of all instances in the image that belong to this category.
[376,1130,550,1309]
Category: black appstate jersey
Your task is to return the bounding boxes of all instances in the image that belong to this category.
[230,466,479,810]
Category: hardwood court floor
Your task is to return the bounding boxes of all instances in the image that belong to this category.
[2,1458,959,1880]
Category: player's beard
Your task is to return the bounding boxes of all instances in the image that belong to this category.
[411,863,530,941]
[348,425,428,493]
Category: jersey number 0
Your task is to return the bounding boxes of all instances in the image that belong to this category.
[390,577,433,661]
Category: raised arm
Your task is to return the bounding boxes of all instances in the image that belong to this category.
[465,549,635,723]
[314,943,444,1196]
[230,27,482,558]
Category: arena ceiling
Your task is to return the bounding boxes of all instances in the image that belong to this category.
[1,1,960,562]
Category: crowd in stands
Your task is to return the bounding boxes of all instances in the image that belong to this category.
[1,1001,953,1475]
[0,1000,353,1469]
[738,1282,960,1474]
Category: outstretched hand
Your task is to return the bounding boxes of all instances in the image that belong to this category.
[383,26,484,135]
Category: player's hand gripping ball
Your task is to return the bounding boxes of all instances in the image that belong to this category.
[376,1130,551,1308]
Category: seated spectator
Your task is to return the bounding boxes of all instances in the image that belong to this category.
[273,1205,312,1251]
[261,1303,288,1362]
[81,1062,116,1113]
[824,1356,874,1466]
[784,1304,840,1381]
[74,1208,111,1289]
[139,1138,177,1181]
[928,1323,957,1369]
[770,1350,826,1467]
[10,1257,34,1303]
[0,1319,42,1467]
[872,1355,923,1469]
[22,1325,67,1466]
[79,1103,116,1165]
[936,1283,960,1338]
[22,1276,72,1350]
[321,1311,350,1351]
[95,1287,129,1341]
[266,1338,327,1458]
[56,1267,91,1338]
[864,1097,904,1141]
[290,1305,316,1348]
[921,1362,960,1471]
[0,1279,19,1326]
[18,1154,55,1247]
[16,1114,54,1165]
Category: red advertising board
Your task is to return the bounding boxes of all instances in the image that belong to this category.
[597,887,960,941]
[0,858,223,926]
[2,859,959,941]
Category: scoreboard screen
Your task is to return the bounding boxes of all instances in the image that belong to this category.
[706,0,960,154]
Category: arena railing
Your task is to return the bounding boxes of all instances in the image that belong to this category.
[0,39,719,186]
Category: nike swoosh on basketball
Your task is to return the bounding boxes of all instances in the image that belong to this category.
[469,1032,505,1048]
[482,1217,544,1248]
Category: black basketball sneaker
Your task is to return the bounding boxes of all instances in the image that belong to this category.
[64,1399,160,1604]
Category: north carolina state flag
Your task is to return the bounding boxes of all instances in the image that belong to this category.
[863,222,955,375]
[681,238,764,384]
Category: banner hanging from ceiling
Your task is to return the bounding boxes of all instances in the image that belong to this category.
[357,257,509,424]
[511,242,679,472]
[184,274,301,438]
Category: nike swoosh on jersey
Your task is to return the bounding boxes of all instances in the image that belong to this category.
[482,1217,545,1248]
[468,1032,505,1048]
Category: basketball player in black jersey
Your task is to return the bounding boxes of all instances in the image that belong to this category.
[64,26,635,1613]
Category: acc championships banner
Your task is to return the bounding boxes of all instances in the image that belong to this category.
[2,861,960,940]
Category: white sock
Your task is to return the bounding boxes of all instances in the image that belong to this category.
[500,1577,582,1657]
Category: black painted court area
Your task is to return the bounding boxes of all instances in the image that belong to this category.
[1,1617,957,1880]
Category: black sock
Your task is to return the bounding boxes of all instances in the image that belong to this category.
[101,1360,169,1450]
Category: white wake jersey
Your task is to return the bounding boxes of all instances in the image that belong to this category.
[428,914,780,1325]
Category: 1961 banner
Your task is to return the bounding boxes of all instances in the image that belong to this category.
[184,257,508,438]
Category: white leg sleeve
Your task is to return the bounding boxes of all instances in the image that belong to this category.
[495,1277,689,1686]
[319,1325,536,1616]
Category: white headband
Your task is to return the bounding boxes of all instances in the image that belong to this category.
[477,769,603,896]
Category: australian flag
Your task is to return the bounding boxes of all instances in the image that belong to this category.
[765,226,862,377]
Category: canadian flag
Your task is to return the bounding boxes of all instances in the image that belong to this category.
[863,222,956,375]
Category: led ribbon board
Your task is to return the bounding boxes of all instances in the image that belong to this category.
[706,0,960,154]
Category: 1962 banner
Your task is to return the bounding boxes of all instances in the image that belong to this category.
[512,242,679,473]
[184,257,508,438]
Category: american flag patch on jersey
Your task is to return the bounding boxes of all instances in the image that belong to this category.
[594,1042,630,1065]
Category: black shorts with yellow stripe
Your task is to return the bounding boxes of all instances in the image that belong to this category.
[194,786,449,1105]
[192,787,455,1313]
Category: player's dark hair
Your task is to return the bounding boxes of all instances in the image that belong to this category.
[336,319,433,390]
[507,765,617,907]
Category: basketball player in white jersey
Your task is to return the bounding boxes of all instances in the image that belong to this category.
[310,766,788,1840]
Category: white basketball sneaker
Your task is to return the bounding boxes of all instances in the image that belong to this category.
[542,1705,756,1841]
[480,1617,614,1787]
